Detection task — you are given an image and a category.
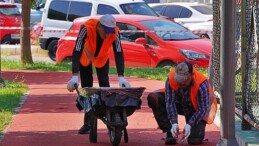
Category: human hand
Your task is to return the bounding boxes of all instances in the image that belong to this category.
[182,124,191,140]
[170,124,179,138]
[118,77,131,87]
[67,75,79,92]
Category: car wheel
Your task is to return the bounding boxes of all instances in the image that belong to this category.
[1,35,11,44]
[47,40,58,61]
[158,61,175,68]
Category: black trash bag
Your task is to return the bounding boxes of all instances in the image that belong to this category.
[76,93,101,112]
[101,92,141,108]
[76,95,84,111]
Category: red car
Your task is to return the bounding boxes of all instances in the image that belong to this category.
[56,15,212,68]
[0,2,21,44]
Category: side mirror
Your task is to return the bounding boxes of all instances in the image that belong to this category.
[135,37,147,45]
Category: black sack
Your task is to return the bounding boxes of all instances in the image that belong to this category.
[75,94,101,112]
[76,95,84,111]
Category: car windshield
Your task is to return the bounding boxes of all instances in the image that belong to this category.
[140,19,199,40]
[191,5,212,15]
[0,6,20,16]
[120,3,158,16]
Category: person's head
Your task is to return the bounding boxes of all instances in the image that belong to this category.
[97,14,116,39]
[174,61,193,90]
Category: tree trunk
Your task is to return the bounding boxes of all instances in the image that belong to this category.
[20,1,33,64]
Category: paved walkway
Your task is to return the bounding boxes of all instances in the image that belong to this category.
[0,70,220,146]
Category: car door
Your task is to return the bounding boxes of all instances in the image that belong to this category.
[112,22,153,68]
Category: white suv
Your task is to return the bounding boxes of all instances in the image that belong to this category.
[39,0,158,61]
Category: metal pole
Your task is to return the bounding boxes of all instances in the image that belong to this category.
[217,0,238,145]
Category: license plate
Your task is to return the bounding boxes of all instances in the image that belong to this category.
[11,34,20,39]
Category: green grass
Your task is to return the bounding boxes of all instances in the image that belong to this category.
[2,59,71,72]
[0,80,28,134]
[2,59,208,81]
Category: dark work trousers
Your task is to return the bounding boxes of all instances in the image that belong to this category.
[147,92,172,132]
[80,60,110,87]
[80,60,110,126]
[147,92,206,145]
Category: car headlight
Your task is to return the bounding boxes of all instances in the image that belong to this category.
[179,49,208,60]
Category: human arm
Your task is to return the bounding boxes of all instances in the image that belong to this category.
[113,33,130,87]
[165,78,179,138]
[67,25,87,91]
[113,33,124,77]
[165,77,178,124]
[71,25,87,75]
[187,80,210,126]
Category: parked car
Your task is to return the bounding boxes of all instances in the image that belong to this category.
[39,0,159,61]
[56,15,212,68]
[188,20,213,39]
[0,2,21,44]
[149,2,213,28]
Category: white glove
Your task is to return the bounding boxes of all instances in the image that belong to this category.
[183,124,191,139]
[170,124,179,138]
[118,77,131,87]
[67,75,78,92]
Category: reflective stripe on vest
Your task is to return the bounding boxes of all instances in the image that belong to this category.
[80,19,119,68]
[168,69,217,124]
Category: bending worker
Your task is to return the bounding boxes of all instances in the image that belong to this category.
[66,14,131,134]
[147,61,217,145]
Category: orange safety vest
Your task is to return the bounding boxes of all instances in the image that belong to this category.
[165,69,217,125]
[80,19,119,68]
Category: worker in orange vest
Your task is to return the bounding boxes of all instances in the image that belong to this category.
[67,14,130,134]
[147,61,217,145]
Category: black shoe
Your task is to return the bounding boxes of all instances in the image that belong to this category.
[78,124,91,134]
[165,132,177,145]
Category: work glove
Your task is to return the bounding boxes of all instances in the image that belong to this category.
[183,124,191,140]
[170,123,179,138]
[67,75,79,92]
[118,77,131,87]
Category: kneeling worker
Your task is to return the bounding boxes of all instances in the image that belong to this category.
[147,61,217,145]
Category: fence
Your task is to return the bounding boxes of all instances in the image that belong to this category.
[210,0,259,130]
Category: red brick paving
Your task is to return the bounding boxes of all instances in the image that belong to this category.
[0,70,220,146]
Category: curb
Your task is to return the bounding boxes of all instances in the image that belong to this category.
[0,45,41,55]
